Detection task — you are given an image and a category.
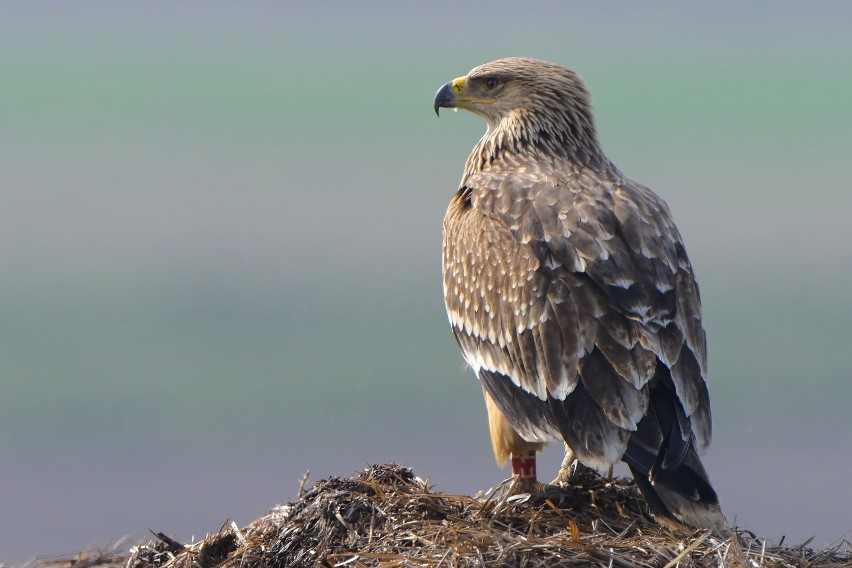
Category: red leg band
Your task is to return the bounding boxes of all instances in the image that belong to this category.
[511,453,537,484]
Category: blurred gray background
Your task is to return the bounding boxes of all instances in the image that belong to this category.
[1,2,850,564]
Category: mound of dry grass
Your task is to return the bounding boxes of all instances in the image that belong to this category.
[29,464,851,568]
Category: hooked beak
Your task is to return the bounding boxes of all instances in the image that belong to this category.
[433,77,465,116]
[433,81,456,116]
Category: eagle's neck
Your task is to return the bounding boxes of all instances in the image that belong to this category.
[462,111,612,181]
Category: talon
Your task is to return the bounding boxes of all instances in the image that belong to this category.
[552,444,598,486]
[529,481,572,502]
[508,477,544,496]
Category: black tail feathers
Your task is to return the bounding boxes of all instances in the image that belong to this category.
[623,372,726,531]
[625,445,725,531]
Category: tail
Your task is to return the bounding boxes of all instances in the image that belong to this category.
[623,372,726,531]
[626,445,725,531]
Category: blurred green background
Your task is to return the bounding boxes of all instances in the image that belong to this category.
[1,2,850,564]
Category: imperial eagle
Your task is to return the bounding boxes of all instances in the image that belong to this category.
[434,57,724,530]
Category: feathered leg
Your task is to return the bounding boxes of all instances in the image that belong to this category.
[482,387,544,490]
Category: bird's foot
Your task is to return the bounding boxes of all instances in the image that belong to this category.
[551,455,595,487]
[505,478,575,507]
[505,451,574,502]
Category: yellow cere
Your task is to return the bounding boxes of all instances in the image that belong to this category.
[452,77,466,94]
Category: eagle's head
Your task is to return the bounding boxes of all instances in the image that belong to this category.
[434,57,603,168]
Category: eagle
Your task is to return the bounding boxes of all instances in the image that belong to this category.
[434,57,724,530]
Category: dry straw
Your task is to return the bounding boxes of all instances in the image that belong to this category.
[28,464,851,568]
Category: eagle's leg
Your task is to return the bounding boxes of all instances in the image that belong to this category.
[511,451,538,489]
[551,443,595,486]
[482,387,545,491]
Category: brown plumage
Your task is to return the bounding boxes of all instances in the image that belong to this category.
[434,57,724,530]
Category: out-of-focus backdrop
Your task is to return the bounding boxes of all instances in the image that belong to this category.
[1,2,850,564]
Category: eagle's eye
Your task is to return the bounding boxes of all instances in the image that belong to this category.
[485,78,500,90]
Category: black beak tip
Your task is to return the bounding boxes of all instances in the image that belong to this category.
[433,81,455,117]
